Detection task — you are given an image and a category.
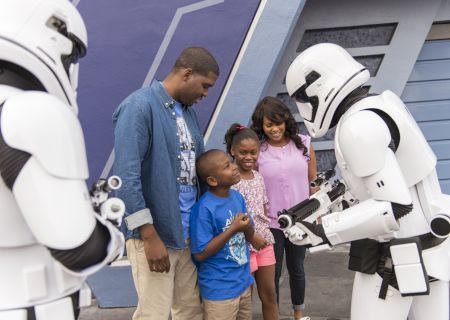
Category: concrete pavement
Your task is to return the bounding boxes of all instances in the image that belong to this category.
[79,245,353,320]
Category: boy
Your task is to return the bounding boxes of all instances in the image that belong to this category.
[190,149,257,320]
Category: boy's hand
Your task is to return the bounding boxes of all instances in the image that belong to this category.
[230,213,250,233]
[251,234,268,250]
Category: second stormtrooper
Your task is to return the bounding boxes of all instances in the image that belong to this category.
[284,43,449,320]
[0,1,125,319]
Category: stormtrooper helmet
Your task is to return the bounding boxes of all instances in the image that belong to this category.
[0,0,87,113]
[286,43,369,138]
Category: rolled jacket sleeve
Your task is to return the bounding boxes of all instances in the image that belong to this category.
[113,100,153,230]
[124,208,153,230]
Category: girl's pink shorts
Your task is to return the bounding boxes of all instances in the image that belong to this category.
[250,244,276,273]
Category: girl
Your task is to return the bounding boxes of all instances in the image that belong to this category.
[225,123,279,320]
[251,96,318,320]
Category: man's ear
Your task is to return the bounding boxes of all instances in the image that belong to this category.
[206,176,218,187]
[182,68,193,81]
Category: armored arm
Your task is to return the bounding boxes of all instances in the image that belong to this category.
[286,110,412,247]
[0,92,124,276]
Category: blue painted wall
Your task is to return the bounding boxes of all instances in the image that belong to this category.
[401,40,450,193]
[76,0,259,183]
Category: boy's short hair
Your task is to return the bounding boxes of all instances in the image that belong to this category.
[196,149,225,183]
[173,47,220,77]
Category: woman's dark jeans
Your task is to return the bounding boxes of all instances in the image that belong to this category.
[271,228,306,310]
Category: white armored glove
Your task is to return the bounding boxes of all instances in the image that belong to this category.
[284,224,307,245]
[285,221,329,247]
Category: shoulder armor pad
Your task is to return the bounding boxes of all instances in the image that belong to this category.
[338,110,391,177]
[1,92,88,179]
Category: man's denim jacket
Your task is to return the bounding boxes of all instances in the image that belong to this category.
[112,80,205,249]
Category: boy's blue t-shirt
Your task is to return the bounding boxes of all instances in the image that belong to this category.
[190,189,254,300]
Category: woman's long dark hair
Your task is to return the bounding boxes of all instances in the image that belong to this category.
[250,96,308,157]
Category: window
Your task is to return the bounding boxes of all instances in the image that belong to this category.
[297,23,397,52]
[355,55,384,76]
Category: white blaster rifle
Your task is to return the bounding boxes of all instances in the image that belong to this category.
[277,169,354,252]
[90,175,125,226]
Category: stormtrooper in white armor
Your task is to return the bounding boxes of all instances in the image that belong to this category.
[0,0,125,319]
[285,43,450,320]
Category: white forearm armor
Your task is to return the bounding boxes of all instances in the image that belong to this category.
[0,91,124,314]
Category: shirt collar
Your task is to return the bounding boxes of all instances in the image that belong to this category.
[155,80,187,110]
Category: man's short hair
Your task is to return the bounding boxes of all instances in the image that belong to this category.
[174,47,219,77]
[196,149,224,183]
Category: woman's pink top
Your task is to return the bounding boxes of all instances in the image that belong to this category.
[257,135,311,229]
[232,170,275,251]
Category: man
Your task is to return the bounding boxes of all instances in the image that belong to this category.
[113,47,219,320]
[0,0,124,319]
[284,43,449,320]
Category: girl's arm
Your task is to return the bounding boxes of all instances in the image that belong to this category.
[308,142,319,195]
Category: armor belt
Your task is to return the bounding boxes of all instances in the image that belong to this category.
[348,233,445,299]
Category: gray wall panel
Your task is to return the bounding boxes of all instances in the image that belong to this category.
[441,181,450,194]
[408,60,450,82]
[408,101,450,122]
[436,161,450,179]
[418,120,450,141]
[417,39,450,60]
[403,80,450,102]
[430,141,450,159]
[402,40,450,191]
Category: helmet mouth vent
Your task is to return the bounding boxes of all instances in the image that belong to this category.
[61,33,86,75]
[291,70,321,122]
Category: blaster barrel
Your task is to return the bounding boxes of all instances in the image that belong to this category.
[278,198,320,228]
[277,180,346,229]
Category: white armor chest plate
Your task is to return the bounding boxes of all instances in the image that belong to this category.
[337,91,436,186]
[335,91,439,238]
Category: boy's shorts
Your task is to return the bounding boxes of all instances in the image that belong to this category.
[203,286,252,320]
[250,244,276,273]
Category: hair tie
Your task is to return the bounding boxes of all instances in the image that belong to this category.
[236,124,246,131]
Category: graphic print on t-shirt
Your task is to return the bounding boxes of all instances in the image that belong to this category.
[176,116,196,186]
[223,210,248,265]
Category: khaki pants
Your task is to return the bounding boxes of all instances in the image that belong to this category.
[203,287,252,320]
[126,238,203,320]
